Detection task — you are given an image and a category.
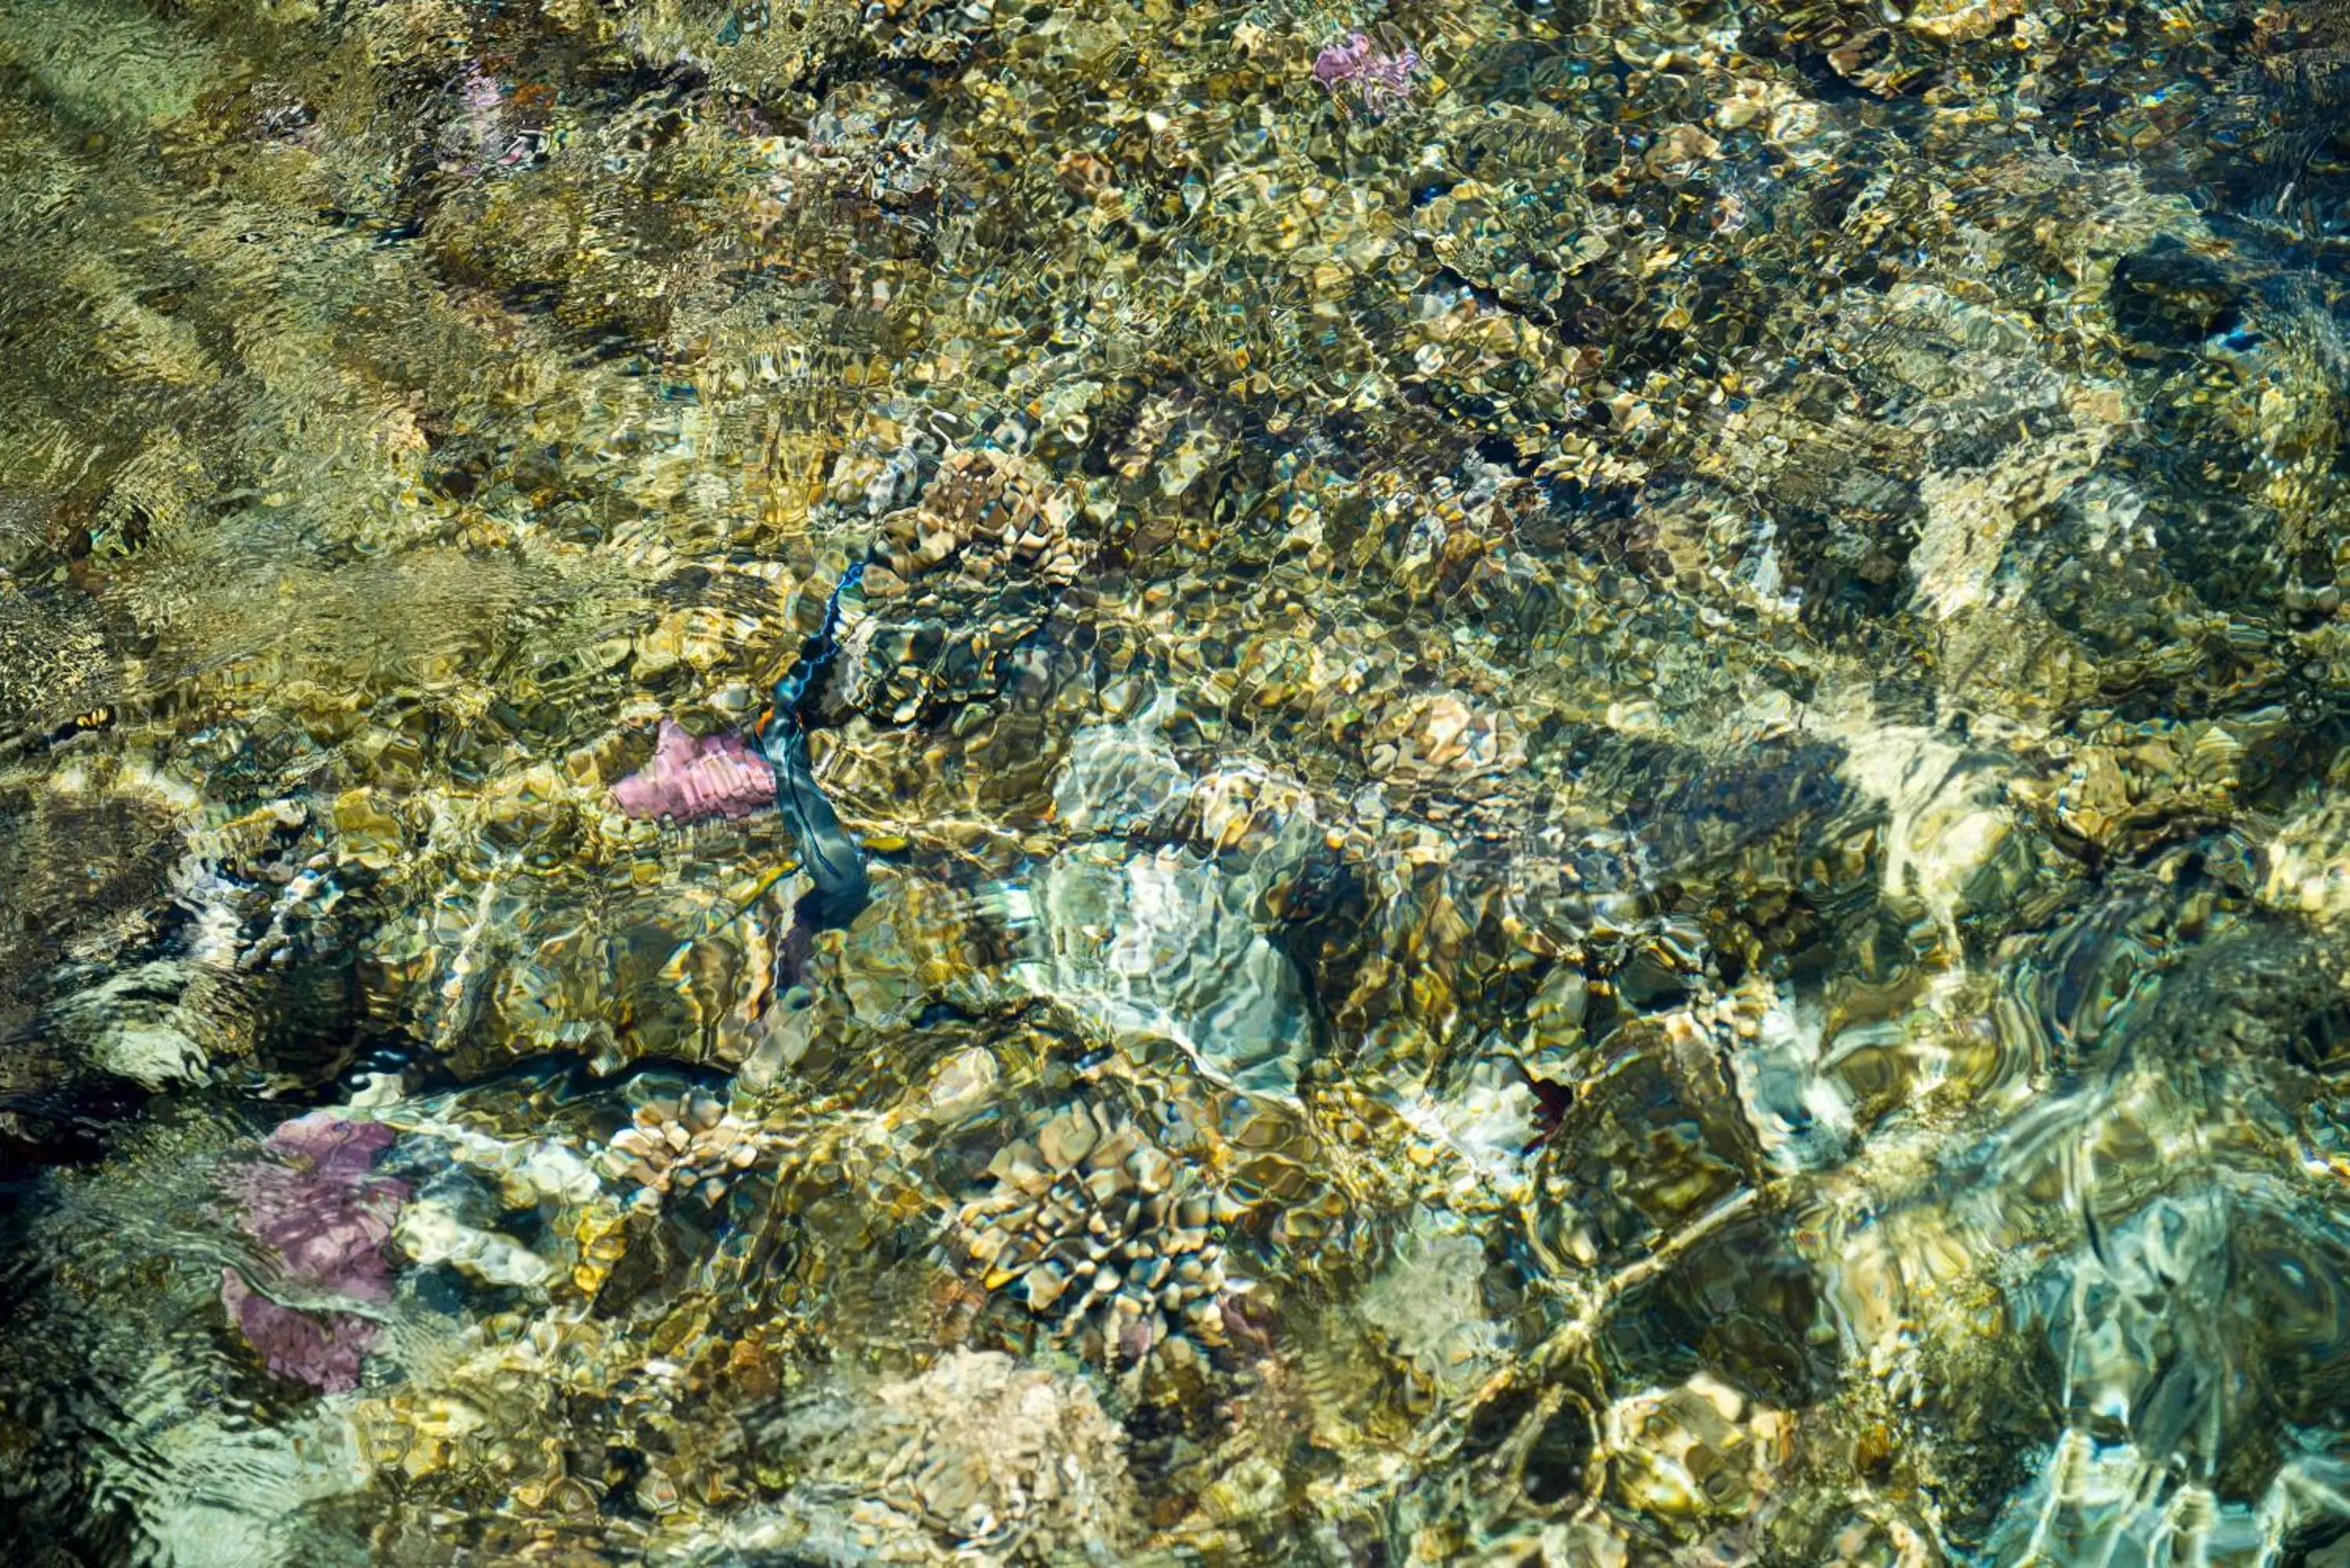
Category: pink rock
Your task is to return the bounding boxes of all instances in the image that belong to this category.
[237,1164,405,1302]
[609,719,775,824]
[219,1270,378,1394]
[219,1112,408,1392]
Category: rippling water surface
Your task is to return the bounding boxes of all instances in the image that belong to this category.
[4,0,2350,1562]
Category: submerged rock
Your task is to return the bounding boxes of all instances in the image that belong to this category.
[217,1113,409,1393]
[3,0,2350,1554]
[609,719,774,824]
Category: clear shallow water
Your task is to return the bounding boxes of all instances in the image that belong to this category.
[3,0,2350,1562]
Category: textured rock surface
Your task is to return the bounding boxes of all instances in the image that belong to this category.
[0,0,2347,1560]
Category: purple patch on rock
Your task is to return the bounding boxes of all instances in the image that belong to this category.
[267,1109,399,1183]
[609,719,776,824]
[219,1111,408,1393]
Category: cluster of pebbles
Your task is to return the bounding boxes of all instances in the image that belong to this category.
[872,448,1090,591]
[598,1087,765,1210]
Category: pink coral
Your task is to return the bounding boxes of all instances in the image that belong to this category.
[219,1111,408,1393]
[609,719,775,824]
[1312,32,1421,118]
